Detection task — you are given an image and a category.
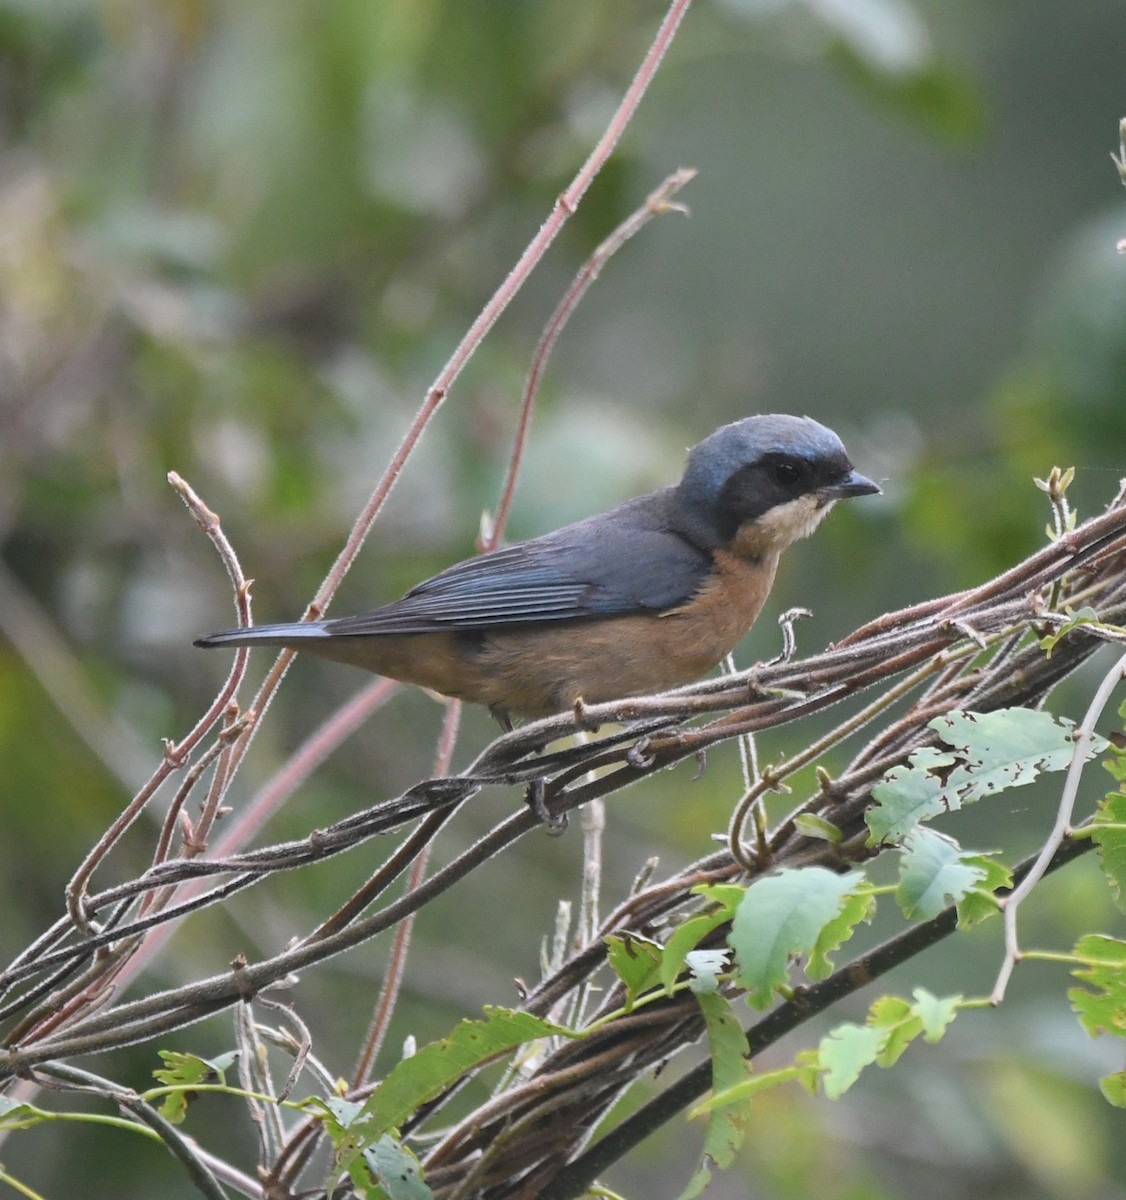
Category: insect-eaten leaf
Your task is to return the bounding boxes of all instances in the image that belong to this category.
[152,1049,238,1123]
[729,867,866,1008]
[868,708,1107,846]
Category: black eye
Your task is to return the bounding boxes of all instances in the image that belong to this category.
[768,459,804,489]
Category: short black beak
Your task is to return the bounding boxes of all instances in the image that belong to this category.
[824,470,881,500]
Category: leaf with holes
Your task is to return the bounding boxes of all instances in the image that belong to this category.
[729,868,865,1009]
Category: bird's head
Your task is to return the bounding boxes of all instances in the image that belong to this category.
[674,414,879,557]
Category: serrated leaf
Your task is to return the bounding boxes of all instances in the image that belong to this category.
[605,933,663,1007]
[807,889,877,981]
[152,1048,238,1088]
[691,883,748,914]
[955,856,1013,928]
[316,1095,364,1137]
[152,1049,238,1123]
[660,908,734,994]
[792,1049,822,1095]
[910,987,961,1042]
[679,991,753,1200]
[819,1023,889,1099]
[310,1096,371,1198]
[867,746,958,844]
[729,868,864,1009]
[1069,935,1126,1039]
[350,1008,574,1143]
[868,708,1107,847]
[931,709,1107,803]
[1091,791,1126,912]
[868,995,913,1027]
[896,828,988,920]
[1105,743,1126,785]
[867,996,920,1066]
[314,1101,427,1200]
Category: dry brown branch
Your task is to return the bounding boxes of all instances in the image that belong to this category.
[1,489,1123,1067]
[1,480,1124,1196]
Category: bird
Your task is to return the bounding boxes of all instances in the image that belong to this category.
[195,414,879,728]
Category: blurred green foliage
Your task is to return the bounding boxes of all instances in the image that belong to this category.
[3,0,1126,1197]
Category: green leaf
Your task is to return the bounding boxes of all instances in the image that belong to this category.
[314,1094,364,1139]
[1091,791,1126,913]
[1069,935,1126,1039]
[930,709,1106,803]
[910,987,961,1042]
[303,1095,358,1179]
[691,884,748,915]
[793,813,843,843]
[605,933,663,1007]
[807,889,877,981]
[1106,743,1126,786]
[729,868,864,1009]
[866,996,920,1066]
[819,1023,889,1099]
[1038,606,1116,655]
[955,856,1013,928]
[1105,704,1126,784]
[313,1097,386,1199]
[868,708,1107,846]
[660,908,734,994]
[364,1133,432,1200]
[818,990,962,1095]
[679,991,753,1200]
[0,1097,52,1130]
[867,746,958,843]
[896,828,988,920]
[690,1060,821,1117]
[1099,1072,1126,1107]
[152,1049,238,1123]
[347,1008,574,1144]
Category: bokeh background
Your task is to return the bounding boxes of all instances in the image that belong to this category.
[3,1,1126,1197]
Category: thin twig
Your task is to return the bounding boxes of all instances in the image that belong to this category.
[63,473,250,933]
[482,167,696,550]
[991,646,1126,1003]
[350,699,462,1090]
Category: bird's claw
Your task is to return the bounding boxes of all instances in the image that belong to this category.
[525,778,567,834]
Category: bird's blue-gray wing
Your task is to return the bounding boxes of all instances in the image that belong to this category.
[324,493,710,636]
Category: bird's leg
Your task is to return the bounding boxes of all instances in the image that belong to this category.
[490,706,514,733]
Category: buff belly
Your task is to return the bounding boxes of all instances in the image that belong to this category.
[301,549,780,719]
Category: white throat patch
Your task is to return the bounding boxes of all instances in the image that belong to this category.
[756,494,835,549]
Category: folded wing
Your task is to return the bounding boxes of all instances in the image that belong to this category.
[325,490,710,635]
